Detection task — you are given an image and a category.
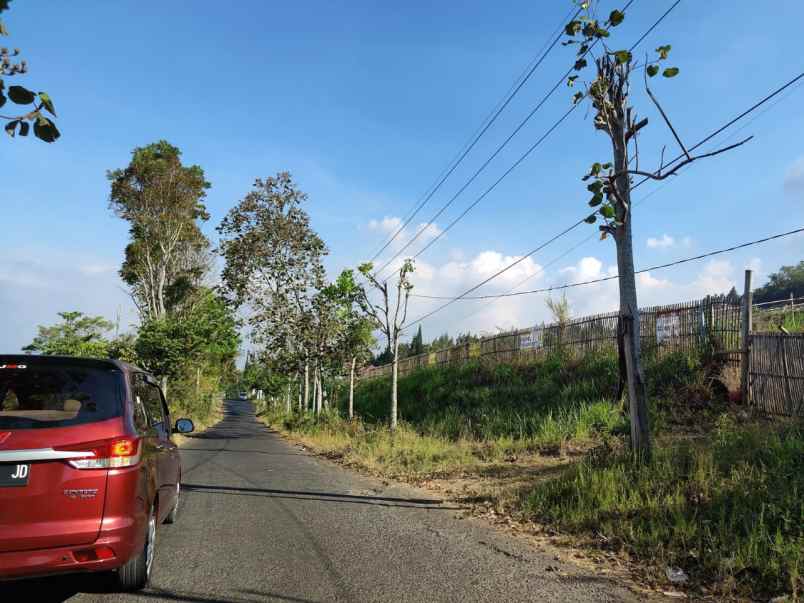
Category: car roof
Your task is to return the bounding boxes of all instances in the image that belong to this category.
[0,354,148,376]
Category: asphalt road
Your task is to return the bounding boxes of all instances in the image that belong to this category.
[5,399,642,602]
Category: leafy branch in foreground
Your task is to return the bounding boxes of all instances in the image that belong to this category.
[0,1,59,143]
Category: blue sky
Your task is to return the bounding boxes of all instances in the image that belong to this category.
[2,0,803,352]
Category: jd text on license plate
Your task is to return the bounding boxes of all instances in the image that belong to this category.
[0,463,30,487]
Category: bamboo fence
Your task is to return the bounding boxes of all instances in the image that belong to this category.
[360,295,742,380]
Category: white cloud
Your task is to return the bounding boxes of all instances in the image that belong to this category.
[647,234,676,249]
[0,249,136,353]
[368,216,402,235]
[79,263,116,276]
[745,257,762,276]
[784,156,804,198]
[404,249,751,347]
[367,215,444,257]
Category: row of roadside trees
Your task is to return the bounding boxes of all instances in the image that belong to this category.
[217,173,393,422]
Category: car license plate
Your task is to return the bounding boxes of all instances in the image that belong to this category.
[0,463,30,487]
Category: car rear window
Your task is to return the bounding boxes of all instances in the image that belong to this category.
[0,362,123,429]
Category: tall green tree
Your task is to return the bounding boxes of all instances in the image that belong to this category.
[217,172,327,411]
[108,140,211,321]
[135,288,239,383]
[409,325,424,357]
[753,261,804,305]
[23,311,113,357]
[0,1,60,143]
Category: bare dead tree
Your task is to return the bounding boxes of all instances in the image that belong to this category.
[564,4,751,458]
[358,259,415,430]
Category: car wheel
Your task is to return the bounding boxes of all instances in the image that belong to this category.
[115,504,156,591]
[164,482,180,524]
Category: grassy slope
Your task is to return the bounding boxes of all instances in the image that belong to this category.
[263,352,802,599]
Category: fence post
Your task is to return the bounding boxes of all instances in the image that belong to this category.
[740,269,753,404]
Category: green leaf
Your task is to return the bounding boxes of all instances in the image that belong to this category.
[8,85,35,105]
[33,115,60,143]
[572,91,584,105]
[646,64,659,77]
[18,120,29,136]
[600,204,616,219]
[613,50,632,65]
[601,162,612,170]
[4,118,19,137]
[574,58,588,71]
[663,67,680,78]
[567,75,579,87]
[587,180,603,194]
[656,44,672,60]
[584,214,597,224]
[564,20,581,36]
[588,193,604,207]
[38,92,56,117]
[0,91,5,108]
[609,10,625,26]
[590,162,602,176]
[594,26,610,38]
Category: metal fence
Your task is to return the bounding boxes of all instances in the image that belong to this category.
[360,295,742,380]
[749,333,804,416]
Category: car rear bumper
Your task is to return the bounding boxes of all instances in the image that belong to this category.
[0,516,144,580]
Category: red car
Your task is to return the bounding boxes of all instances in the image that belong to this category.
[0,355,194,590]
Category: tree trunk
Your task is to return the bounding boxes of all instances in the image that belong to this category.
[611,106,651,459]
[161,376,168,400]
[312,364,319,415]
[285,385,291,413]
[390,337,399,430]
[195,366,201,397]
[304,361,309,412]
[316,368,323,414]
[349,356,356,420]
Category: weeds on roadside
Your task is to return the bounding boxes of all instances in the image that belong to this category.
[525,419,803,599]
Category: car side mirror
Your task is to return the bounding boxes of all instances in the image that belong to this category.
[173,418,194,434]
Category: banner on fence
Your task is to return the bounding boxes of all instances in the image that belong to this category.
[519,327,543,350]
[656,312,682,344]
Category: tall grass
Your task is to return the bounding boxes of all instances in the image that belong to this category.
[525,418,803,598]
[350,352,623,441]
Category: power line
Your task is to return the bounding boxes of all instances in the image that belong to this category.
[402,68,804,327]
[411,70,804,326]
[412,227,804,300]
[366,5,581,263]
[373,0,646,277]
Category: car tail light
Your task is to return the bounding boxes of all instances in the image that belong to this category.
[55,437,141,469]
[74,545,116,562]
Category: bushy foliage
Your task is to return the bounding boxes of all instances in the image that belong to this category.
[753,261,804,305]
[23,311,114,358]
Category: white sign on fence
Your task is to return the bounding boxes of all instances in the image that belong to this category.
[520,327,543,350]
[656,313,681,344]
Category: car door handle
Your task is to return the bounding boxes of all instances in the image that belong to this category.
[154,443,167,450]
